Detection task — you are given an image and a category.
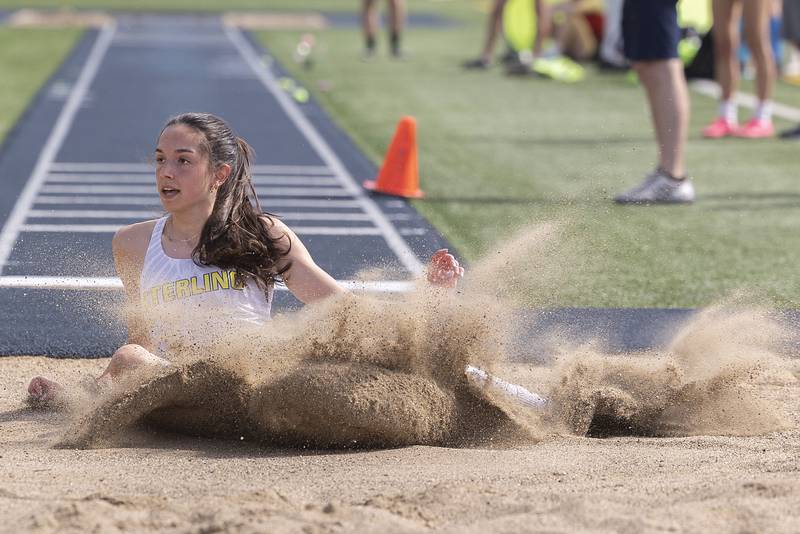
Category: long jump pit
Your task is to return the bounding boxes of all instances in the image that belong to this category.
[3,278,800,532]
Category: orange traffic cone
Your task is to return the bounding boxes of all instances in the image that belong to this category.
[363,116,424,198]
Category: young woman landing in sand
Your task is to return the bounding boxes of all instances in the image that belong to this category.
[26,112,461,402]
[27,112,543,410]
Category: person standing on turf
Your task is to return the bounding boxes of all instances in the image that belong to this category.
[27,112,465,404]
[613,0,695,205]
[703,0,776,138]
[780,0,800,139]
[361,0,406,58]
[462,0,547,70]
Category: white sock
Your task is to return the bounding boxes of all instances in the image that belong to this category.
[754,101,773,122]
[465,365,547,410]
[719,100,737,124]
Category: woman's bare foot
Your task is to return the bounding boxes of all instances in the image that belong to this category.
[27,376,63,407]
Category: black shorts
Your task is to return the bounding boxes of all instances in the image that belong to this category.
[622,0,680,62]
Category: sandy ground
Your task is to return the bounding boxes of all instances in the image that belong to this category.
[2,356,799,534]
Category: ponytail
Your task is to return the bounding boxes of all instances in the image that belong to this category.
[161,113,292,292]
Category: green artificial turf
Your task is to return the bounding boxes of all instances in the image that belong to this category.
[0,27,82,144]
[256,25,800,308]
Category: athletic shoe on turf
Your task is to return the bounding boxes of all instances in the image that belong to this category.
[702,117,737,139]
[779,124,800,139]
[462,57,491,70]
[733,118,775,138]
[613,169,695,205]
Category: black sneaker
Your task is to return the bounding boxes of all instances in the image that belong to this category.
[462,57,490,70]
[505,60,532,76]
[499,49,518,65]
[779,124,800,140]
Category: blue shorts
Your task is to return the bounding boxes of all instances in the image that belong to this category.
[622,0,680,62]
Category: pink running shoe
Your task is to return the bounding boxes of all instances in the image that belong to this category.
[702,117,737,138]
[733,118,775,138]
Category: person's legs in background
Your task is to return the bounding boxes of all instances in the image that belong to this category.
[464,0,508,68]
[736,0,776,137]
[636,59,690,180]
[780,0,800,138]
[387,0,406,57]
[361,0,379,58]
[703,0,742,138]
[613,0,695,205]
[599,0,627,68]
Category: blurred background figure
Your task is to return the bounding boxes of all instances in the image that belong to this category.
[703,0,776,138]
[548,0,604,62]
[780,0,800,138]
[462,0,546,70]
[599,0,627,69]
[361,0,406,59]
[614,0,694,205]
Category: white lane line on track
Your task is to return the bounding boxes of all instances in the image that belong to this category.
[46,173,340,186]
[27,210,373,221]
[690,80,800,122]
[48,162,333,175]
[0,275,414,293]
[34,196,365,208]
[28,209,163,219]
[40,184,355,197]
[0,24,117,274]
[225,26,424,276]
[21,224,382,236]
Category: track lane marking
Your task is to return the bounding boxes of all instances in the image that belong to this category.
[0,24,117,273]
[224,26,425,276]
[0,275,414,292]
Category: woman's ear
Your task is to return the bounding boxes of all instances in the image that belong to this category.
[214,163,232,188]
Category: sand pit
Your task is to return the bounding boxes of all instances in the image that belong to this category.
[221,12,329,31]
[6,9,113,28]
[3,354,800,532]
[5,224,800,531]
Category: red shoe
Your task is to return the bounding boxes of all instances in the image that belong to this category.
[702,117,737,139]
[733,118,775,139]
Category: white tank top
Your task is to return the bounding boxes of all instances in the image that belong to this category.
[139,216,273,356]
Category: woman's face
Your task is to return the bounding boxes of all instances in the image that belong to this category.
[155,124,218,213]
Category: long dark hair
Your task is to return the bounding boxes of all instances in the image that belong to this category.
[160,112,291,291]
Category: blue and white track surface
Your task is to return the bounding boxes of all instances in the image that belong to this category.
[0,16,451,356]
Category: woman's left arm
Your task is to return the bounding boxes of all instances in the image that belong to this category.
[272,219,463,303]
[269,219,345,304]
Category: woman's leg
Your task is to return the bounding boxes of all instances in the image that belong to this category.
[27,344,168,404]
[387,0,406,56]
[713,0,742,102]
[742,0,776,118]
[361,0,379,55]
[704,0,742,137]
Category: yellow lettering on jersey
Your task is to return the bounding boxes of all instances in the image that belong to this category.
[175,278,191,299]
[163,282,176,302]
[211,270,229,291]
[149,286,160,306]
[191,275,206,295]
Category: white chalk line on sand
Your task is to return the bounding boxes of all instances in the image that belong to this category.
[690,80,800,122]
[0,275,414,293]
[0,24,117,274]
[224,26,425,276]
